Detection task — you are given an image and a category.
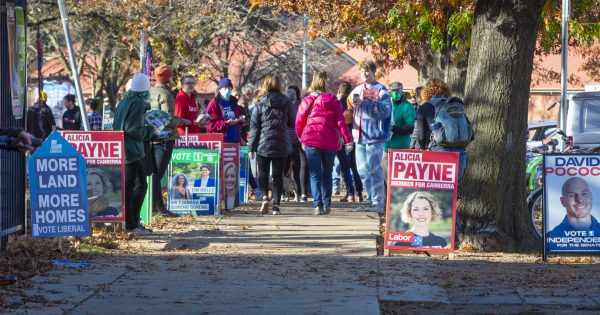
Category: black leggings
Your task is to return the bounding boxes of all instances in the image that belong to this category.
[298,147,309,196]
[257,155,286,205]
[346,126,363,195]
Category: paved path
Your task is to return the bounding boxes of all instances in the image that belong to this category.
[3,202,600,314]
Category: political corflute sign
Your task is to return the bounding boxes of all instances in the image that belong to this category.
[28,131,90,237]
[544,153,600,256]
[384,150,458,253]
[62,131,125,222]
[168,149,220,216]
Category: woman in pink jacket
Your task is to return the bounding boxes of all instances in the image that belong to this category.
[296,72,354,215]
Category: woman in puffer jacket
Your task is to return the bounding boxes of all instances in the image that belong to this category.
[248,75,294,215]
[296,72,354,216]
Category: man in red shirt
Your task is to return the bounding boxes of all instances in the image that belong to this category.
[175,74,202,135]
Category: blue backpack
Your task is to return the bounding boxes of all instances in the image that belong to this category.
[432,97,473,148]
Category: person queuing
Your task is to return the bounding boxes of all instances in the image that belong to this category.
[61,94,83,130]
[412,78,473,244]
[149,65,178,217]
[175,74,202,135]
[240,84,261,200]
[84,98,103,131]
[26,91,55,140]
[296,72,354,216]
[336,82,361,203]
[206,77,245,144]
[113,73,157,236]
[345,60,392,213]
[382,81,415,187]
[239,84,255,141]
[284,85,304,202]
[248,75,294,216]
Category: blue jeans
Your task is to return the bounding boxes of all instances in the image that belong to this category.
[332,156,341,191]
[337,149,355,196]
[304,145,336,207]
[355,142,385,208]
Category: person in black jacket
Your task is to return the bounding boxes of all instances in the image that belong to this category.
[26,91,56,140]
[61,94,83,130]
[248,75,294,215]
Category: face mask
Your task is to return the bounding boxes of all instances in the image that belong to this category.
[220,89,232,100]
[390,91,402,102]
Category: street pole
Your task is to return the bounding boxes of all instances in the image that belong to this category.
[559,0,570,136]
[302,14,308,91]
[140,30,146,72]
[57,0,89,131]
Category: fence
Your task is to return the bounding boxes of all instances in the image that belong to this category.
[0,0,27,250]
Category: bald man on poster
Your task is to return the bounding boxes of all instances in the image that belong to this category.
[547,177,600,239]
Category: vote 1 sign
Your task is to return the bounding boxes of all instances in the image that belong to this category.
[28,131,91,237]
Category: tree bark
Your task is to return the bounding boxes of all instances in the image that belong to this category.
[418,45,468,98]
[460,0,546,251]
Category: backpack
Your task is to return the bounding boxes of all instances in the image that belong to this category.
[432,97,473,148]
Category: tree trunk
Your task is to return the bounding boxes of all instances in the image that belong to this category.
[418,45,468,98]
[460,0,545,251]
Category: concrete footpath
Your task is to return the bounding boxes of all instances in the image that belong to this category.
[3,202,600,314]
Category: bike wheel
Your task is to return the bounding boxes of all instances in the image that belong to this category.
[528,190,543,239]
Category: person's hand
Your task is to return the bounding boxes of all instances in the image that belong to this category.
[353,95,363,108]
[17,131,35,152]
[227,119,237,125]
[344,142,354,154]
[248,151,255,159]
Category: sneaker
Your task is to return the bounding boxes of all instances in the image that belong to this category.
[314,206,323,215]
[323,206,331,215]
[300,195,308,202]
[358,195,364,203]
[365,204,385,213]
[128,227,151,237]
[339,195,355,203]
[260,200,270,215]
[272,207,282,215]
[356,204,371,211]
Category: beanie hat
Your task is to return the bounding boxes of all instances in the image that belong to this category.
[216,77,233,92]
[130,72,150,92]
[154,65,173,84]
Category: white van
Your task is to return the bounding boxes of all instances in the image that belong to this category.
[565,91,600,148]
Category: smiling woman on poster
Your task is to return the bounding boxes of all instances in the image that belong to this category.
[87,168,119,217]
[171,173,192,200]
[395,191,448,248]
[223,162,239,209]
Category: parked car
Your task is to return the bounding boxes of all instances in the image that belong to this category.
[565,91,600,149]
[527,119,556,149]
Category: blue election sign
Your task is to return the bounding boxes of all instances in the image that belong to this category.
[28,131,91,237]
